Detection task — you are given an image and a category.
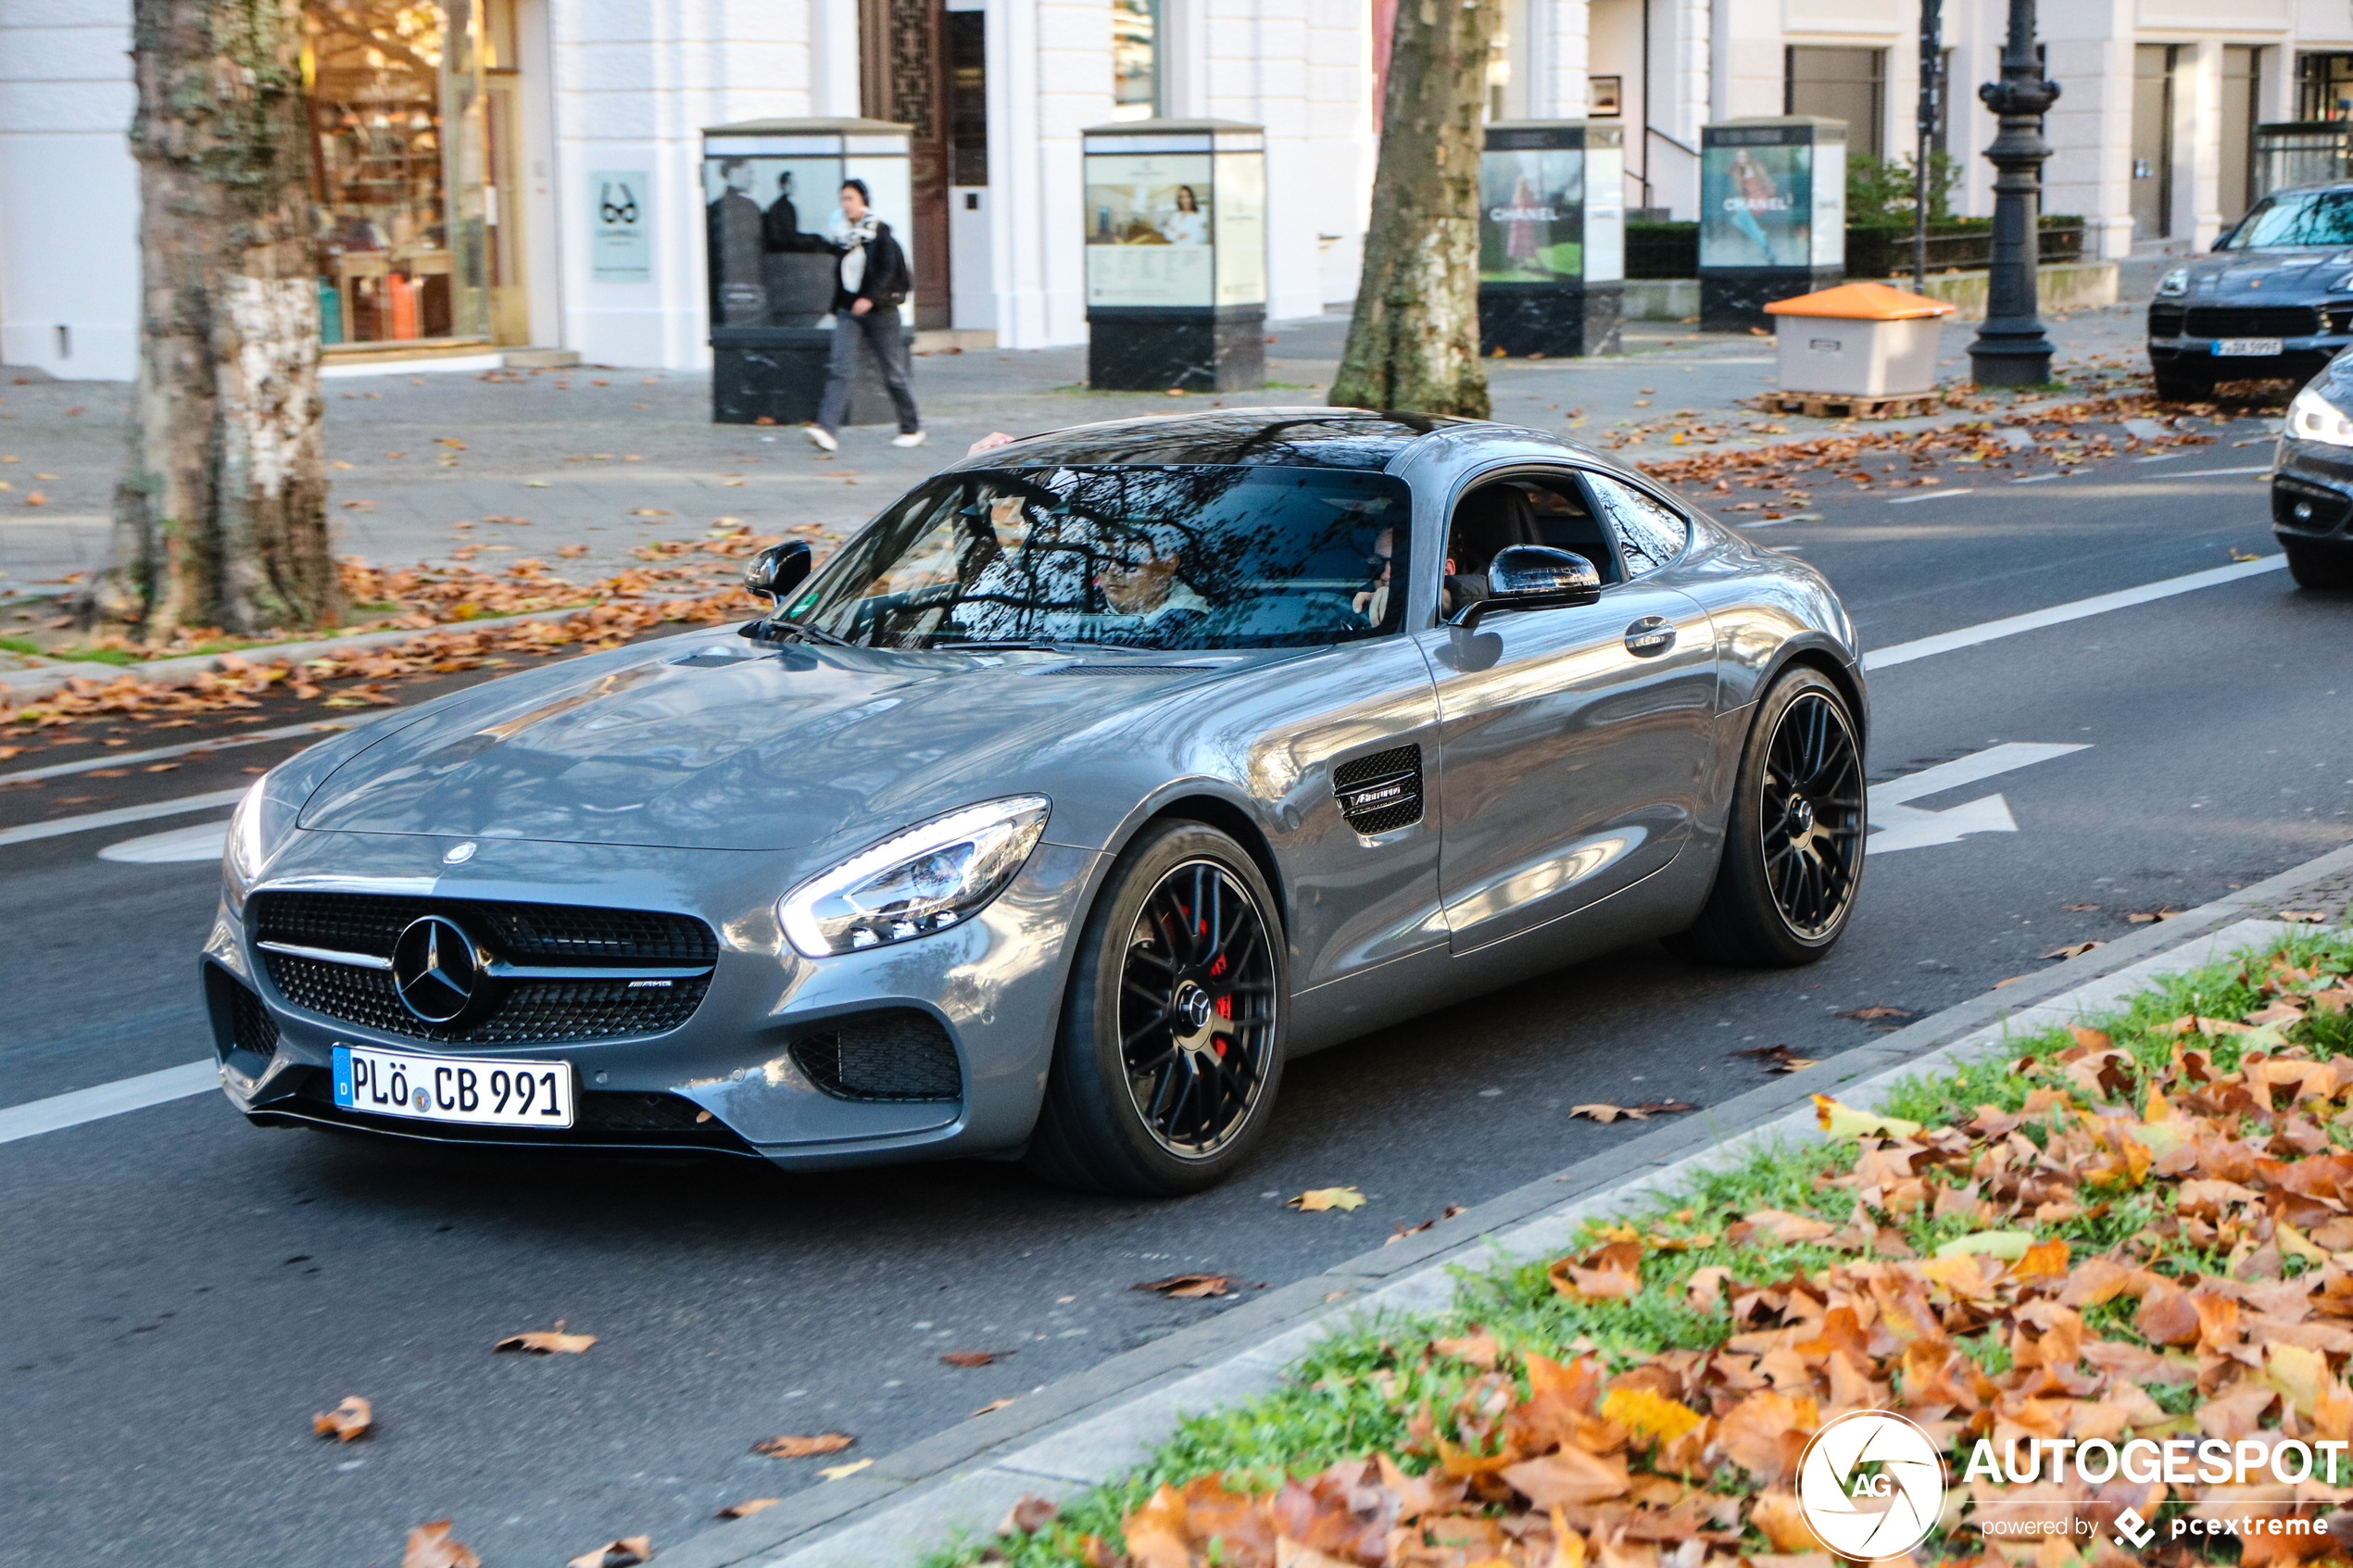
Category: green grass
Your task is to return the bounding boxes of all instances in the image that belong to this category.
[928,929,2353,1568]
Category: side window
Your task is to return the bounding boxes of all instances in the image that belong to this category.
[1442,473,1623,596]
[1581,473,1690,578]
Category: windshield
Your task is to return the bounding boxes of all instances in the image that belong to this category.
[782,465,1412,651]
[2223,189,2353,249]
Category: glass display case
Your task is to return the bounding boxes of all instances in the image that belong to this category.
[1478,121,1625,357]
[1697,117,1847,332]
[1081,120,1265,391]
[702,119,914,424]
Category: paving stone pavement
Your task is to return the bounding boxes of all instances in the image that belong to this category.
[1,299,2172,608]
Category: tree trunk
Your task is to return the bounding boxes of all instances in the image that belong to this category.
[1328,0,1498,418]
[84,0,339,640]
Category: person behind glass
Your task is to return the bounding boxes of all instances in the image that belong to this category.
[807,180,925,452]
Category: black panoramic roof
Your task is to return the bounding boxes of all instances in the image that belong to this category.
[968,408,1460,472]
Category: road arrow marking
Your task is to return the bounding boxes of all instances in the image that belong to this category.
[1866,742,2090,855]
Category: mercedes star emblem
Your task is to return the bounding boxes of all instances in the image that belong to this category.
[391,915,485,1024]
[443,842,478,865]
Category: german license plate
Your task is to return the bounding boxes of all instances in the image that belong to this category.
[2213,338,2283,357]
[333,1044,575,1128]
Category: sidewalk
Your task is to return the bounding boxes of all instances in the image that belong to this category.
[647,838,2353,1568]
[0,296,2168,608]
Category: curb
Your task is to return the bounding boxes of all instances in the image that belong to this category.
[654,836,2353,1568]
[0,592,735,706]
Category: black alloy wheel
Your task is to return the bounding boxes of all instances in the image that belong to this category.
[1757,687,1865,941]
[1026,821,1288,1195]
[1116,859,1278,1159]
[1667,666,1864,967]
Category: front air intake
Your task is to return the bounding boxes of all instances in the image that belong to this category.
[1333,744,1424,834]
[791,1010,963,1101]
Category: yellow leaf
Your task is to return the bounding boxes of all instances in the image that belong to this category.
[1288,1186,1367,1212]
[819,1458,874,1481]
[1598,1385,1704,1446]
[2279,1220,2330,1266]
[2269,1341,2330,1420]
[1933,1230,2033,1261]
[1812,1094,1923,1141]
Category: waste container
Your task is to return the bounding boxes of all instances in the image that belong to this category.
[703,118,916,426]
[1765,282,1955,412]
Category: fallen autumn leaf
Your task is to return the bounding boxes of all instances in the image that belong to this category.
[819,1458,874,1481]
[717,1499,779,1519]
[939,1349,1010,1367]
[751,1432,854,1459]
[998,1495,1062,1537]
[493,1320,596,1354]
[972,1397,1019,1416]
[1833,1003,1912,1021]
[402,1519,480,1568]
[1287,1186,1366,1212]
[1133,1273,1234,1298]
[311,1395,372,1442]
[565,1536,653,1568]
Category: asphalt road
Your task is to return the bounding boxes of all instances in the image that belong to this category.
[4,411,2348,1568]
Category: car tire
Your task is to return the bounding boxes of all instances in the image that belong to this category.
[1666,666,1865,969]
[2153,370,2211,405]
[1025,820,1288,1196]
[2284,537,2353,591]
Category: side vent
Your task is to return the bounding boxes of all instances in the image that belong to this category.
[1333,744,1424,834]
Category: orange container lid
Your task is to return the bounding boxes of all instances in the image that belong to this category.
[1763,282,1957,320]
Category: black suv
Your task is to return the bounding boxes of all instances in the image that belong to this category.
[2147,182,2353,403]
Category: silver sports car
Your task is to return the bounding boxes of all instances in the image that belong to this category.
[205,409,1866,1194]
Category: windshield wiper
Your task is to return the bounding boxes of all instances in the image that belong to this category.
[756,618,854,648]
[931,638,1071,653]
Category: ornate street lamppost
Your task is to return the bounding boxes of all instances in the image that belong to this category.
[1968,0,2061,386]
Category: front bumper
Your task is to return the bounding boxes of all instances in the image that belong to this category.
[203,829,1097,1169]
[2146,335,2345,383]
[2273,439,2353,545]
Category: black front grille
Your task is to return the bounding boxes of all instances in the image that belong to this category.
[1334,744,1424,834]
[231,982,282,1060]
[252,892,716,964]
[2148,302,2186,337]
[2183,306,2322,340]
[791,1010,963,1101]
[249,891,715,1046]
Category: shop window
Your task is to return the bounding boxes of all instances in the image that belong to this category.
[306,0,490,347]
[2298,53,2353,121]
[1113,0,1161,121]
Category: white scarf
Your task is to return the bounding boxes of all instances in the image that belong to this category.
[834,213,881,294]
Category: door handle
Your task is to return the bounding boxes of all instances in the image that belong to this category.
[1624,616,1675,658]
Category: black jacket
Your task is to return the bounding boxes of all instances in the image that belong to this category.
[833,221,911,312]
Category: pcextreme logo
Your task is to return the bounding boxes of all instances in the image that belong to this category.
[1796,1410,1948,1560]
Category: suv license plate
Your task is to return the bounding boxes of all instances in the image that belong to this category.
[2214,338,2283,357]
[333,1045,575,1128]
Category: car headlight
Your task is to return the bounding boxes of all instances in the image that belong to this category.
[779,796,1051,957]
[223,779,273,914]
[2288,385,2353,446]
[2156,268,2190,297]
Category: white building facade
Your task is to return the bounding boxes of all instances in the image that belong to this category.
[5,0,2352,382]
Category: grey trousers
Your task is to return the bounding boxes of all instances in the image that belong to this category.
[816,305,922,435]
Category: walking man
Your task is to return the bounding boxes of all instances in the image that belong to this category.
[807,179,925,451]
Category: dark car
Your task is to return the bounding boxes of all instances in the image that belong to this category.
[2147,182,2353,403]
[204,409,1869,1195]
[2274,362,2353,589]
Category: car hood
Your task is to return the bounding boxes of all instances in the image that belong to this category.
[296,637,1253,851]
[2182,248,2350,297]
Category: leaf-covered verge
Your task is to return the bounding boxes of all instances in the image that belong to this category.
[936,931,2353,1568]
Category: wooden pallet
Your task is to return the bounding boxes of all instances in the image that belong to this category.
[1768,389,1942,420]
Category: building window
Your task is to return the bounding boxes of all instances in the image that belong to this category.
[305,0,489,346]
[1113,0,1160,120]
[1589,76,1622,117]
[2298,53,2353,121]
[949,10,988,186]
[1785,45,1885,159]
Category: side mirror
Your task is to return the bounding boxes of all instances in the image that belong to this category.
[1449,546,1601,629]
[744,541,813,611]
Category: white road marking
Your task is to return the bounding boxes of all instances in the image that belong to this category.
[0,1060,218,1147]
[0,787,247,848]
[98,821,230,863]
[2011,473,2064,483]
[0,719,349,785]
[1863,555,2290,671]
[2147,464,2271,479]
[1887,488,1975,505]
[1867,743,2091,855]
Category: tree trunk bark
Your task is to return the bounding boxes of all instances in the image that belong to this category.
[1328,0,1498,419]
[84,0,340,640]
